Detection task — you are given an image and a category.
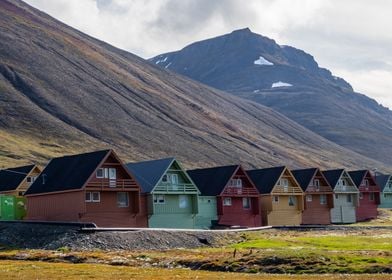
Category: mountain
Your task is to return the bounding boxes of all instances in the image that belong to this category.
[0,1,390,173]
[150,28,392,165]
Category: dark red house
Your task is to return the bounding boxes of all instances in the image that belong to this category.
[348,170,380,221]
[25,150,147,227]
[188,165,261,227]
[292,168,334,225]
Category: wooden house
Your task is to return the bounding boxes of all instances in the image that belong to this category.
[247,166,304,226]
[322,169,359,224]
[188,165,261,228]
[126,158,200,229]
[0,165,41,196]
[25,150,147,227]
[349,170,380,221]
[292,168,333,225]
[376,174,392,208]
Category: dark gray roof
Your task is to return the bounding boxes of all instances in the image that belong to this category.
[322,169,344,189]
[187,165,238,196]
[126,158,175,193]
[348,170,368,187]
[25,150,110,195]
[375,174,391,191]
[247,166,285,194]
[0,165,36,192]
[292,168,318,191]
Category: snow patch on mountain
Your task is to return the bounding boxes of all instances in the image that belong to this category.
[271,81,292,88]
[254,56,273,66]
[155,56,168,64]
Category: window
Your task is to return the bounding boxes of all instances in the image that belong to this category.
[369,192,375,201]
[170,174,178,185]
[26,177,32,183]
[229,179,242,188]
[86,192,100,202]
[320,194,327,205]
[117,192,129,207]
[314,179,320,191]
[179,195,189,208]
[223,197,232,206]
[335,194,339,199]
[153,194,165,204]
[96,168,104,178]
[273,196,279,203]
[288,196,296,206]
[359,193,363,199]
[347,194,352,203]
[108,168,116,180]
[306,195,312,202]
[243,197,251,209]
[161,174,168,182]
[364,179,369,187]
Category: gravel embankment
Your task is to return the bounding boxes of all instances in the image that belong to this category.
[0,222,232,250]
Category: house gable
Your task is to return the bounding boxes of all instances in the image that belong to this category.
[153,160,200,194]
[0,164,38,193]
[220,166,259,197]
[333,171,358,193]
[349,170,380,193]
[271,168,303,195]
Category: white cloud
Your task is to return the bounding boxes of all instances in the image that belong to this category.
[24,0,392,109]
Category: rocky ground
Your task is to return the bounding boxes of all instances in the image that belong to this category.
[0,222,234,250]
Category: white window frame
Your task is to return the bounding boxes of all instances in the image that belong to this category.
[117,192,129,208]
[236,179,242,188]
[306,194,312,202]
[347,194,352,203]
[359,192,363,199]
[179,195,188,209]
[242,197,251,209]
[85,192,92,202]
[108,168,116,180]
[320,194,327,205]
[223,197,232,206]
[153,194,165,204]
[273,195,279,203]
[86,192,100,202]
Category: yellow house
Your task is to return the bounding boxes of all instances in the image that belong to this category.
[247,166,304,226]
[0,165,41,196]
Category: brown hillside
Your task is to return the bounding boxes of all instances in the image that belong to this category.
[0,0,390,173]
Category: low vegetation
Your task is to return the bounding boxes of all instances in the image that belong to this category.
[0,227,391,278]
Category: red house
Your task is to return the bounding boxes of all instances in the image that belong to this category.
[292,168,334,225]
[348,170,380,221]
[188,165,261,227]
[25,150,147,227]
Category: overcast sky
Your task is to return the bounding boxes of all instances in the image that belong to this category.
[25,0,392,109]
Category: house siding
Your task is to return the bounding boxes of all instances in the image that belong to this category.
[195,196,217,229]
[26,191,85,221]
[331,194,357,223]
[219,196,261,227]
[269,195,303,226]
[356,192,378,221]
[379,178,392,208]
[302,194,331,225]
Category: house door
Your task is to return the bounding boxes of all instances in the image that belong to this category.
[109,168,116,188]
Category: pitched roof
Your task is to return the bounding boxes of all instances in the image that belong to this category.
[187,165,238,196]
[348,170,368,187]
[292,168,318,191]
[247,166,285,194]
[376,174,391,191]
[125,158,175,193]
[322,169,344,189]
[25,150,111,195]
[0,165,36,192]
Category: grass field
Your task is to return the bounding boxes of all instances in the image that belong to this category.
[0,228,391,278]
[0,260,391,280]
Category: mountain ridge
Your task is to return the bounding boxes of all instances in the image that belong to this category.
[150,28,392,165]
[1,1,391,173]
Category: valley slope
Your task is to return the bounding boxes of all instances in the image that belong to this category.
[0,0,390,172]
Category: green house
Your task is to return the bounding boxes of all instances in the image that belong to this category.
[126,158,200,229]
[0,195,27,220]
[376,174,392,208]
